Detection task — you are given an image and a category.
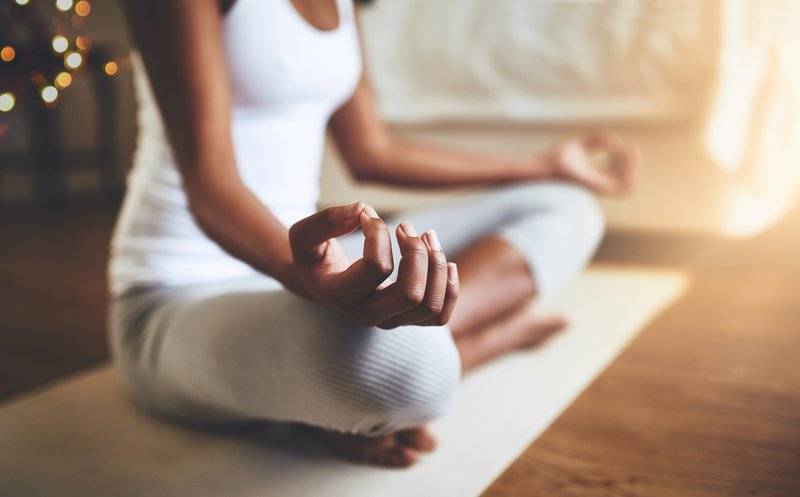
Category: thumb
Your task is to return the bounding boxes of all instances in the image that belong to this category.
[289,202,365,263]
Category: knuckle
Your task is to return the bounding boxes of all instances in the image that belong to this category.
[406,236,427,250]
[424,300,443,316]
[405,246,428,263]
[401,285,425,306]
[372,219,390,233]
[447,285,460,299]
[431,257,448,274]
[409,237,427,250]
[321,206,339,225]
[288,224,301,245]
[366,257,393,278]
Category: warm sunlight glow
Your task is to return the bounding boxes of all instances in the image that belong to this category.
[723,190,782,237]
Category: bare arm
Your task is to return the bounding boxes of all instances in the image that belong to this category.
[123,0,299,285]
[329,75,547,188]
[121,0,459,326]
[330,74,639,194]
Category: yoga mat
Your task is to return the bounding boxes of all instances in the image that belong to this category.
[0,266,687,497]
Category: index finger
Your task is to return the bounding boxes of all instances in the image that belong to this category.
[289,202,365,263]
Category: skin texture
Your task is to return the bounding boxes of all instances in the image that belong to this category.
[122,0,640,468]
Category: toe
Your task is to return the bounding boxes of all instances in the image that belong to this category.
[385,446,419,468]
[520,314,568,348]
[397,426,437,452]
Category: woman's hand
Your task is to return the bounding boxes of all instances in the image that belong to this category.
[287,202,459,329]
[544,132,641,195]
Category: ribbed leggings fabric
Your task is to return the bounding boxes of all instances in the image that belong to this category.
[110,181,604,435]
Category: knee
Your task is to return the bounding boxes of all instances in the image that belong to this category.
[497,181,606,244]
[330,330,461,435]
[496,182,606,295]
[553,183,606,246]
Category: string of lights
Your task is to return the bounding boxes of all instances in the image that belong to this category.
[1,0,125,113]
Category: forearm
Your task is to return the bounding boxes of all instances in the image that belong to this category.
[354,136,554,188]
[185,171,296,288]
[330,73,556,188]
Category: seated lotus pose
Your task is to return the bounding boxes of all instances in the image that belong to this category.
[110,0,639,468]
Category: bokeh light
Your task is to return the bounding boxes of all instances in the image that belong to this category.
[0,46,15,62]
[103,61,118,76]
[74,0,91,17]
[55,0,74,12]
[0,92,15,112]
[75,35,91,51]
[41,86,59,104]
[64,51,82,69]
[14,0,29,5]
[55,71,73,88]
[52,35,69,53]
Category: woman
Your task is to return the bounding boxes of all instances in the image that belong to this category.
[111,0,639,468]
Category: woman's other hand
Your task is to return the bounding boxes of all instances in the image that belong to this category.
[544,132,641,195]
[287,203,459,329]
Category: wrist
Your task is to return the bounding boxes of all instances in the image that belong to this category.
[272,257,301,293]
[506,152,556,182]
[529,150,559,180]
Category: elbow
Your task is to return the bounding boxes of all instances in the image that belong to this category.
[185,185,213,232]
[183,174,207,216]
[344,138,396,184]
[348,161,384,184]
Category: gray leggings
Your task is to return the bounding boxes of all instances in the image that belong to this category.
[110,181,604,435]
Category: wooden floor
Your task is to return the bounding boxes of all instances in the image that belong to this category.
[1,201,799,496]
[486,211,800,496]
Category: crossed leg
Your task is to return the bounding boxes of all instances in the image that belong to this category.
[327,181,605,465]
[342,181,605,372]
[110,181,604,468]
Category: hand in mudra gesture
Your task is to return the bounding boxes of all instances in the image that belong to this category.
[288,202,458,329]
[546,132,641,196]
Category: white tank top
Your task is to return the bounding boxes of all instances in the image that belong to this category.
[109,0,362,296]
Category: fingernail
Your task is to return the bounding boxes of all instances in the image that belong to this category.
[362,205,379,219]
[421,233,432,251]
[447,262,458,283]
[425,230,442,251]
[400,221,417,237]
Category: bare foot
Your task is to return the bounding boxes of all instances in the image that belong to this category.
[456,308,568,373]
[503,312,568,349]
[319,425,437,468]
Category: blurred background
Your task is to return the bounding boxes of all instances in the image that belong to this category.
[0,0,800,495]
[1,0,800,491]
